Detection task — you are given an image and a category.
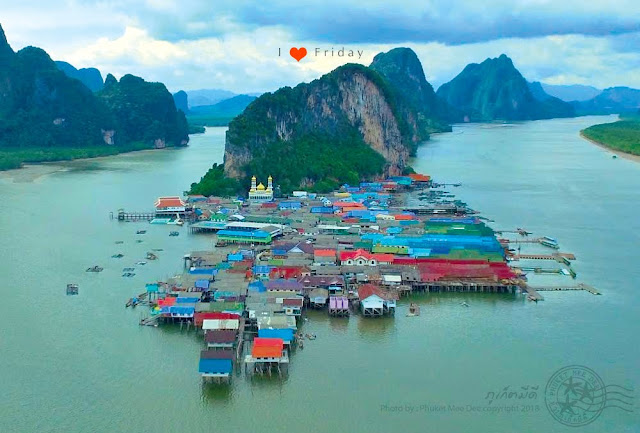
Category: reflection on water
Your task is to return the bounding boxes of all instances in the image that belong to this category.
[201,381,233,404]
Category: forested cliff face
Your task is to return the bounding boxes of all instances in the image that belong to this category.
[0,23,188,150]
[99,74,189,147]
[370,47,454,138]
[221,48,451,193]
[437,54,574,121]
[223,64,406,193]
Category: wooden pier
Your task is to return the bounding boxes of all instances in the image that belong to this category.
[510,253,576,263]
[235,318,246,363]
[521,286,544,301]
[112,210,155,221]
[528,283,601,295]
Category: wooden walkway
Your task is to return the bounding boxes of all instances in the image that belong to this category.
[511,253,576,263]
[529,283,601,295]
[112,210,155,221]
[235,318,246,363]
[522,283,601,300]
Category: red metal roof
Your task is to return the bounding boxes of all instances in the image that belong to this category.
[252,338,284,358]
[200,349,234,359]
[333,202,364,208]
[204,330,238,343]
[413,260,517,282]
[195,312,240,327]
[394,214,415,221]
[270,266,307,279]
[314,249,336,257]
[408,173,431,182]
[339,249,394,263]
[357,284,384,300]
[155,196,186,208]
[283,298,304,307]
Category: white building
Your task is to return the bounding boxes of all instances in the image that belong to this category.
[248,175,274,202]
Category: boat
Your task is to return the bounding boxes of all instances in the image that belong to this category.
[122,267,135,272]
[135,240,143,243]
[86,265,103,272]
[169,231,179,236]
[66,284,79,295]
[136,261,147,266]
[460,302,469,307]
[136,230,147,234]
[406,303,421,317]
[122,272,136,278]
[146,252,158,260]
[150,218,171,224]
[111,253,124,258]
[115,240,124,244]
[540,240,560,249]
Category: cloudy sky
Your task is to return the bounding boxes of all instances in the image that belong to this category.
[2,0,640,93]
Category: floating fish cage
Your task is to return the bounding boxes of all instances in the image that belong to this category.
[66,284,78,295]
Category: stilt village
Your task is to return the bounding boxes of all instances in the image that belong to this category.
[114,173,599,382]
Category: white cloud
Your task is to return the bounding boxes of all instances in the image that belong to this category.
[2,1,640,93]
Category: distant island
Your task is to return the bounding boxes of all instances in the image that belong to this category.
[581,112,640,158]
[436,54,575,121]
[0,24,188,170]
[186,94,258,128]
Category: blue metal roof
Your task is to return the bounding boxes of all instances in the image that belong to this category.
[198,359,232,374]
[248,281,266,292]
[218,230,270,238]
[188,267,217,275]
[169,306,195,316]
[258,328,295,341]
[252,265,272,274]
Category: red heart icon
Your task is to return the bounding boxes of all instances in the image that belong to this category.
[290,47,307,62]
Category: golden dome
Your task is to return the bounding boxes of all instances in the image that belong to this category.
[256,183,266,191]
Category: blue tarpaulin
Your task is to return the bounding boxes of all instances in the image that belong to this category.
[146,283,159,293]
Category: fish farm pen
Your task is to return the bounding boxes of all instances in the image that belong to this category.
[118,173,601,384]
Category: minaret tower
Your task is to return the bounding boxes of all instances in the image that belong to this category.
[267,175,273,192]
[250,175,257,192]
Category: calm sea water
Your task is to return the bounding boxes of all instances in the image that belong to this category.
[0,118,638,433]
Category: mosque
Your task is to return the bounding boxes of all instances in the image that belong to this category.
[248,175,274,202]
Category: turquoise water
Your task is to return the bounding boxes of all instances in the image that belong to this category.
[0,118,638,432]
